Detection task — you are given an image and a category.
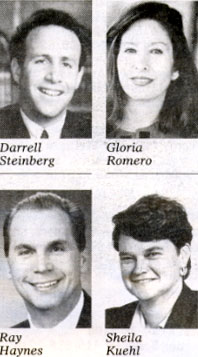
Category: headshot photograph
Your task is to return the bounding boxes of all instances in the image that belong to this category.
[0,1,91,139]
[106,1,198,138]
[0,190,91,328]
[93,175,198,329]
[105,194,198,328]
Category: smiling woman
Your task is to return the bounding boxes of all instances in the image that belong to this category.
[107,1,198,138]
[106,194,198,328]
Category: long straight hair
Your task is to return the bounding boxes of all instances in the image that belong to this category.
[107,2,198,137]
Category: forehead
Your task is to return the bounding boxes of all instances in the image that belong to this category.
[25,24,81,59]
[9,208,75,247]
[119,234,176,253]
[120,19,171,45]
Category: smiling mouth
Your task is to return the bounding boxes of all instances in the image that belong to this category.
[39,88,63,97]
[30,279,61,291]
[132,278,156,283]
[131,77,153,86]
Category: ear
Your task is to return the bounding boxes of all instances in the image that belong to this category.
[80,251,87,273]
[75,66,84,90]
[171,69,179,81]
[11,58,22,85]
[179,243,191,275]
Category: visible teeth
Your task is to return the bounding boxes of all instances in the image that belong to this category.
[40,88,62,96]
[132,78,152,86]
[35,281,58,288]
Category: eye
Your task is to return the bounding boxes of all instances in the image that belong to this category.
[150,48,163,54]
[50,243,66,253]
[124,48,137,54]
[146,251,162,259]
[18,249,33,256]
[120,255,135,263]
[62,62,72,68]
[34,58,47,64]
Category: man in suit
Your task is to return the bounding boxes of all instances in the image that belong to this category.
[4,192,91,328]
[0,9,91,138]
[106,194,198,328]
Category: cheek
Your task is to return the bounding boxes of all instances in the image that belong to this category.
[117,55,128,77]
[152,57,174,77]
[120,263,133,277]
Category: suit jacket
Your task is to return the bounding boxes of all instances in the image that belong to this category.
[12,291,91,328]
[0,104,91,138]
[105,284,198,328]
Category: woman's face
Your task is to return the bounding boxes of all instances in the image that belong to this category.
[117,19,179,102]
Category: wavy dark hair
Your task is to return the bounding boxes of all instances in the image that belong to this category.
[107,2,198,137]
[112,194,192,279]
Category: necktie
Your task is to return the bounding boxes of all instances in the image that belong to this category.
[41,130,49,138]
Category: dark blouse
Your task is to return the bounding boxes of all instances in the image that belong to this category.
[107,121,179,139]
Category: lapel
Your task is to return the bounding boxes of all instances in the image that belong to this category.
[165,284,198,328]
[76,290,91,328]
[7,105,30,138]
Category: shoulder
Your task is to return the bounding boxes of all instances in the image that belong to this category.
[76,290,91,328]
[12,319,30,328]
[0,103,27,138]
[0,103,20,117]
[61,111,92,138]
[166,284,198,328]
[105,301,138,328]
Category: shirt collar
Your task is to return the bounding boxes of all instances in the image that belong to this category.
[131,282,183,329]
[20,109,66,139]
[28,291,84,329]
[131,303,170,329]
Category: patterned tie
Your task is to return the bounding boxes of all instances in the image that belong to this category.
[41,130,49,138]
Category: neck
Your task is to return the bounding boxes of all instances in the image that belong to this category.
[26,287,82,328]
[120,95,165,132]
[20,103,66,128]
[139,279,183,328]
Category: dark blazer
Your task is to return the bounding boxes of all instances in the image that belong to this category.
[0,104,91,138]
[106,284,198,328]
[12,291,91,328]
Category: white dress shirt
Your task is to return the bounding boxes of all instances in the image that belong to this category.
[131,282,183,329]
[28,291,84,329]
[20,109,66,139]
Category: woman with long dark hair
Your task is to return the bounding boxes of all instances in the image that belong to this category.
[107,2,198,138]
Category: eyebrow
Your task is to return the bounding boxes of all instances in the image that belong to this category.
[48,239,67,247]
[31,54,76,62]
[15,244,34,252]
[121,41,168,47]
[14,240,67,251]
[119,246,164,256]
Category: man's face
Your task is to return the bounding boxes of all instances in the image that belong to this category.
[12,25,84,124]
[8,208,84,311]
[119,235,189,304]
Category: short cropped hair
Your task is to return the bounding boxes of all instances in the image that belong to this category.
[112,195,192,278]
[10,8,90,68]
[4,192,86,256]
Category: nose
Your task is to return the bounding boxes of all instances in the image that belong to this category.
[132,256,148,275]
[34,253,53,273]
[45,63,62,83]
[134,52,149,71]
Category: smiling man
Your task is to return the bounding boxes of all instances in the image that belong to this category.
[105,194,198,329]
[0,9,91,138]
[3,192,91,328]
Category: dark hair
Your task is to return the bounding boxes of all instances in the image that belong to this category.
[107,2,198,137]
[3,192,86,256]
[10,8,90,68]
[112,194,192,278]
